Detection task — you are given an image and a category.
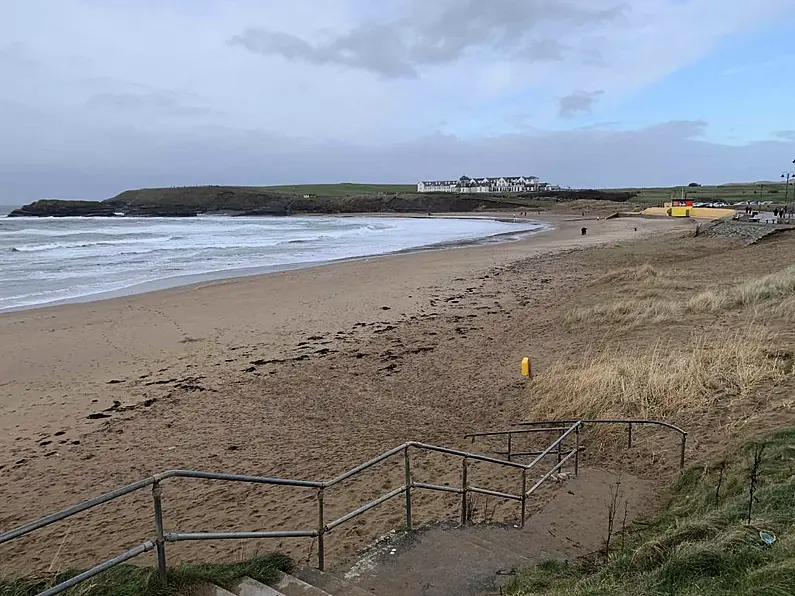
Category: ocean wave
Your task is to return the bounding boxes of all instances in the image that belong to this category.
[9,236,176,252]
[1,216,545,311]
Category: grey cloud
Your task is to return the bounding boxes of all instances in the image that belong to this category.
[558,89,604,118]
[231,0,626,78]
[230,26,418,79]
[775,130,795,140]
[85,91,222,117]
[514,39,569,62]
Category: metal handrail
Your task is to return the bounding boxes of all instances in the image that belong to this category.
[156,469,324,488]
[513,418,686,436]
[526,450,579,497]
[512,418,687,469]
[410,441,530,469]
[1,429,584,596]
[326,486,407,530]
[524,422,582,471]
[325,443,408,487]
[37,542,155,596]
[167,530,318,541]
[467,418,687,469]
[464,427,569,439]
[0,477,158,544]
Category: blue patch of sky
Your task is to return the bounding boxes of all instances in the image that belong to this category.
[450,22,795,142]
[592,23,795,144]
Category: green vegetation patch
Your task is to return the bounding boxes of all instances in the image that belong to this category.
[260,183,417,196]
[0,554,292,596]
[506,429,795,596]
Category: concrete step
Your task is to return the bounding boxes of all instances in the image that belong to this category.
[270,571,334,596]
[457,531,533,565]
[194,584,239,596]
[294,567,375,596]
[232,576,286,596]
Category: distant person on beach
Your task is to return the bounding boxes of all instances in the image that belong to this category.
[581,227,587,236]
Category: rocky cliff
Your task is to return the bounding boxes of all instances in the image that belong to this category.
[8,200,118,217]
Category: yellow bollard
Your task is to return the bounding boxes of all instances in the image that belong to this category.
[521,357,532,378]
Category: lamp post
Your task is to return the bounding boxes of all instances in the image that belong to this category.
[785,159,795,220]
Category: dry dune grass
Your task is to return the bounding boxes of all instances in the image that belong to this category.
[689,264,795,311]
[568,264,795,326]
[520,328,790,427]
[593,264,662,285]
[771,295,795,320]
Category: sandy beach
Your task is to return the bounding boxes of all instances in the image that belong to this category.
[0,213,688,574]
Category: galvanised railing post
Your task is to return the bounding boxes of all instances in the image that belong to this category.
[556,435,562,466]
[627,422,633,449]
[404,446,412,532]
[460,457,469,525]
[507,433,513,462]
[152,482,166,579]
[680,432,687,470]
[574,425,580,476]
[520,469,527,528]
[317,487,325,570]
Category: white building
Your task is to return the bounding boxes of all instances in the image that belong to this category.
[418,175,556,194]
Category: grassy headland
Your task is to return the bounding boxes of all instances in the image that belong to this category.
[8,184,637,217]
[7,179,793,217]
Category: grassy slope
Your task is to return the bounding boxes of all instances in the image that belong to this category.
[239,181,790,204]
[110,181,792,210]
[519,262,795,430]
[248,182,791,205]
[509,242,795,595]
[0,554,292,596]
[507,428,795,596]
[259,183,417,196]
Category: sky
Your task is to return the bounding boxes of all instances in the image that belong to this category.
[1,0,794,202]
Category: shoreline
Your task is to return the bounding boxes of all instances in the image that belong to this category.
[0,214,685,441]
[0,213,690,573]
[0,213,547,314]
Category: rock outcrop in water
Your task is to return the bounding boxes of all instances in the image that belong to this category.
[7,186,634,217]
[8,200,118,217]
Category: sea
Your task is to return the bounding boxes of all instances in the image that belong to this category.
[0,209,544,312]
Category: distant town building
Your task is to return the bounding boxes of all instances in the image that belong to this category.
[417,175,558,194]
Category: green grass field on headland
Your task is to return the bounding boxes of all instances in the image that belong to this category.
[255,183,417,196]
[248,181,791,205]
[245,181,794,209]
[616,182,791,206]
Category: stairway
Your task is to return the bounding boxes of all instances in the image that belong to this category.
[201,569,372,596]
[199,468,654,596]
[336,468,654,596]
